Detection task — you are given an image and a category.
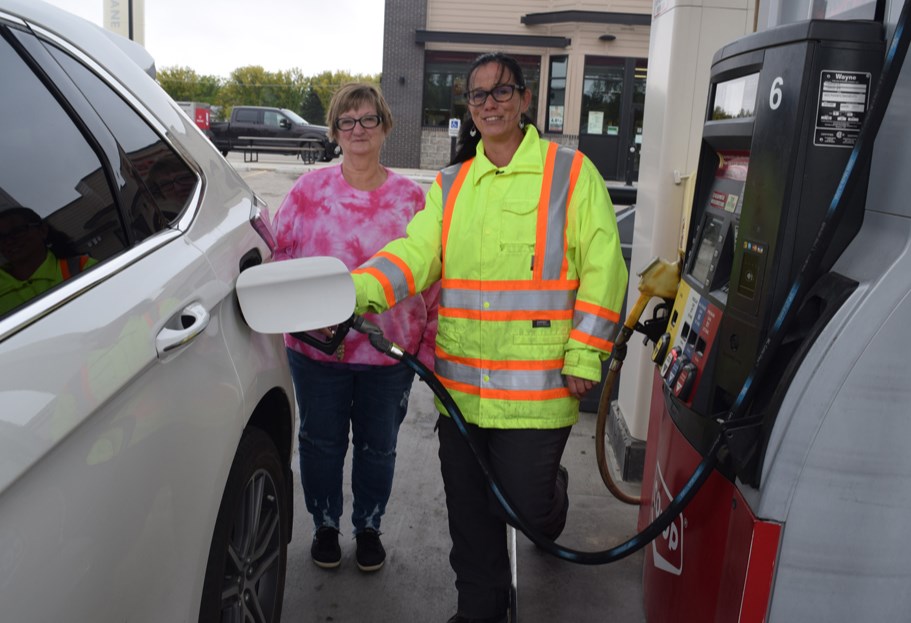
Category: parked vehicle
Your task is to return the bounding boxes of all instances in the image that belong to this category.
[0,1,298,621]
[177,100,214,140]
[209,105,338,163]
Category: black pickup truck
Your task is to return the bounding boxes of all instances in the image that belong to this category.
[209,106,338,163]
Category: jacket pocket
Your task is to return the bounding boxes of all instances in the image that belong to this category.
[499,200,537,253]
[434,321,462,357]
[511,326,569,346]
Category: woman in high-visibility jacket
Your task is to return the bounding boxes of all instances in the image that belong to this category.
[352,53,628,623]
[0,207,95,316]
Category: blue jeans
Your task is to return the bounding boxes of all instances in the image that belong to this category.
[287,349,414,535]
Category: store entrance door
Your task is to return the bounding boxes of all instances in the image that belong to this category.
[578,56,647,182]
[579,133,620,179]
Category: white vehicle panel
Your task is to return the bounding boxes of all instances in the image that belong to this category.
[0,235,246,621]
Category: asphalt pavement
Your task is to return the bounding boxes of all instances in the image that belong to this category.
[229,152,648,623]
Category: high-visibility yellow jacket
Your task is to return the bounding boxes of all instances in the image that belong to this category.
[0,251,94,315]
[353,127,627,429]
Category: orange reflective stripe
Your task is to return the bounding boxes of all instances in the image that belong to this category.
[570,329,615,351]
[439,376,570,401]
[443,278,579,291]
[533,142,558,281]
[441,159,473,278]
[436,349,564,371]
[375,251,416,297]
[59,256,89,280]
[440,308,573,321]
[354,250,417,306]
[354,266,398,308]
[575,299,621,323]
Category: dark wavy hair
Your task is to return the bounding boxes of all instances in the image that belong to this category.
[450,52,535,166]
[0,206,80,258]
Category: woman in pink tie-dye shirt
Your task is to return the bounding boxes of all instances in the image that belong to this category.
[272,83,438,574]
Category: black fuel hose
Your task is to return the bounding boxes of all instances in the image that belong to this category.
[358,317,719,565]
[351,3,910,565]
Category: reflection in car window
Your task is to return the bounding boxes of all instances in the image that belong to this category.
[264,110,282,127]
[282,109,309,125]
[0,30,119,318]
[46,45,197,227]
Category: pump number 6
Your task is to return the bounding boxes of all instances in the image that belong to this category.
[769,77,784,110]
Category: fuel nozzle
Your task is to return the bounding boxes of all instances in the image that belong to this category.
[636,253,683,300]
[628,254,682,348]
[352,316,405,360]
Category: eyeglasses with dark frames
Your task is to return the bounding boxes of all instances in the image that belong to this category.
[464,84,524,107]
[335,114,383,131]
[0,222,41,242]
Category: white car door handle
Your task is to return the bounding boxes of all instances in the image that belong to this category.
[156,302,211,356]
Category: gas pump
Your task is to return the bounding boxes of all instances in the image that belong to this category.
[638,19,886,622]
[234,6,911,619]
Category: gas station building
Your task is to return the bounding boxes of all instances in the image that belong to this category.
[379,0,652,180]
[379,0,884,483]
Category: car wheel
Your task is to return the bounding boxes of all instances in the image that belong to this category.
[300,144,322,164]
[320,144,334,162]
[198,428,288,623]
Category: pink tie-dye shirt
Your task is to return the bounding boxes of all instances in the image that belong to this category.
[273,165,438,368]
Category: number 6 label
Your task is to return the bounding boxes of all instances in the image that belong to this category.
[769,77,784,110]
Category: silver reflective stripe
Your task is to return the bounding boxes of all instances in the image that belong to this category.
[574,309,621,342]
[440,162,465,207]
[442,287,574,311]
[361,255,411,304]
[540,147,576,280]
[437,358,566,391]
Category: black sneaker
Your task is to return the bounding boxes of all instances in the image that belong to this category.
[311,526,341,569]
[355,528,386,572]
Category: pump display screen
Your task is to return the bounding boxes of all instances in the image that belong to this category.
[691,217,724,285]
[711,73,760,120]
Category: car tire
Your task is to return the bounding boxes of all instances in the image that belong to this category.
[198,428,288,623]
[300,144,323,164]
[320,144,334,162]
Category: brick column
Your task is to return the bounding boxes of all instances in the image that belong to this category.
[381,0,427,168]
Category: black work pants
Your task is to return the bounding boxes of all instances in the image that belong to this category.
[437,414,571,619]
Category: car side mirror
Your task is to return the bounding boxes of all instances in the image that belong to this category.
[279,118,291,129]
[235,256,355,334]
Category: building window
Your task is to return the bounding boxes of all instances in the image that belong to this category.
[422,51,540,127]
[546,56,567,133]
[580,56,625,136]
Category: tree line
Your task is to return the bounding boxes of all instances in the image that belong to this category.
[156,65,381,125]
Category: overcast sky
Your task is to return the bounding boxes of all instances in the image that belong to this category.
[40,0,386,78]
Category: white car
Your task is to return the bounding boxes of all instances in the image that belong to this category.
[0,1,297,621]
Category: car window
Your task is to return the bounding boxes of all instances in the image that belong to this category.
[282,109,309,125]
[0,29,123,318]
[264,110,282,127]
[235,108,258,123]
[45,45,197,227]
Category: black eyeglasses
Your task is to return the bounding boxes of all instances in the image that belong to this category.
[464,84,524,107]
[0,222,40,241]
[335,114,383,131]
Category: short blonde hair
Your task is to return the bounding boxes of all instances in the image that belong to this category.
[326,83,393,142]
